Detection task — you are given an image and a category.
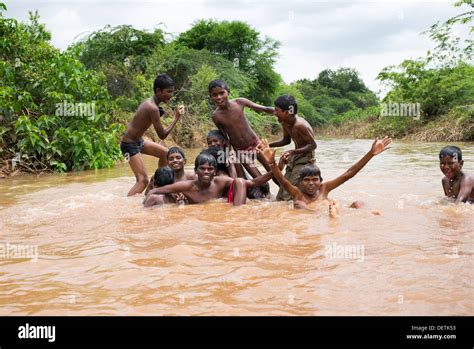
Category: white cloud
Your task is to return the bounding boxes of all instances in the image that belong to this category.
[3,0,470,96]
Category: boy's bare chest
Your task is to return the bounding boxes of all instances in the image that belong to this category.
[444,179,461,197]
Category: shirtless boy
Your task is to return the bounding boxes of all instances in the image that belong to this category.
[258,137,391,216]
[209,80,274,179]
[269,95,317,201]
[121,74,184,196]
[439,145,474,203]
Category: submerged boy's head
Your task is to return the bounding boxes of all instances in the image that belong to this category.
[208,80,230,107]
[207,130,227,148]
[439,146,464,179]
[274,95,297,122]
[297,165,322,196]
[154,74,175,102]
[167,146,186,171]
[153,167,175,187]
[194,153,217,184]
[247,183,270,199]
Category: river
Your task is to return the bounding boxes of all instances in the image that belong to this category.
[0,139,473,315]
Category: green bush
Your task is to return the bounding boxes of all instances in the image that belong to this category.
[1,8,124,172]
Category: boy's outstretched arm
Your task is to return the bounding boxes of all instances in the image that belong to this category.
[236,98,274,114]
[146,180,193,197]
[269,127,291,148]
[322,137,391,196]
[257,139,300,198]
[245,170,274,188]
[152,106,183,139]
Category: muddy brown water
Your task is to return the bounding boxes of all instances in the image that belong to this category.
[1,139,473,315]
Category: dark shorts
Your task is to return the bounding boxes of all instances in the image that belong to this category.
[120,138,145,157]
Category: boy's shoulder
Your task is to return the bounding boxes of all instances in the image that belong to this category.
[462,171,474,184]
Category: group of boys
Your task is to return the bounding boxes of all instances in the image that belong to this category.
[119,73,473,212]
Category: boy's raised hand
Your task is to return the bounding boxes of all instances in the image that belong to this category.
[256,139,276,164]
[370,136,392,156]
[175,105,185,118]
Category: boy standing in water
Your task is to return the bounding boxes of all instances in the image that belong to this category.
[208,80,274,179]
[439,146,474,203]
[121,74,184,196]
[270,95,317,201]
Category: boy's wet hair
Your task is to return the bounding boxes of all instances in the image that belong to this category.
[202,147,227,173]
[274,95,298,115]
[208,79,229,93]
[439,146,462,161]
[207,129,226,142]
[247,183,270,199]
[154,74,175,93]
[194,153,217,170]
[167,146,186,160]
[153,167,175,187]
[298,165,322,182]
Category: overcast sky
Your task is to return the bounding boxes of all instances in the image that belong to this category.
[4,0,470,95]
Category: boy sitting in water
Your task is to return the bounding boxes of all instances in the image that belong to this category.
[145,153,274,206]
[121,73,184,196]
[269,95,317,201]
[143,167,187,207]
[257,137,392,216]
[439,146,474,203]
[208,80,274,179]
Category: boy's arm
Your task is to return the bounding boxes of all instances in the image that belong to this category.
[285,126,316,157]
[245,170,273,188]
[456,176,474,203]
[257,139,300,198]
[143,194,161,208]
[147,180,193,196]
[151,106,182,140]
[322,137,391,195]
[269,127,292,148]
[227,162,238,178]
[236,98,274,114]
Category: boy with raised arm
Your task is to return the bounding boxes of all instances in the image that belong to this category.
[208,80,274,179]
[121,74,184,196]
[270,95,317,201]
[258,137,392,215]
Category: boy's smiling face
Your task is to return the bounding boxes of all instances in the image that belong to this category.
[168,152,185,171]
[207,136,225,148]
[156,87,175,102]
[273,107,290,123]
[440,155,464,180]
[210,86,229,107]
[299,175,321,196]
[195,162,216,184]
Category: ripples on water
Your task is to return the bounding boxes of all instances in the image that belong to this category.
[0,139,473,315]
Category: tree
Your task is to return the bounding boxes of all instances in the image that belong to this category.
[176,19,281,104]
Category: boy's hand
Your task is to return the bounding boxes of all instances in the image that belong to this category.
[256,139,276,164]
[282,150,294,159]
[370,136,391,155]
[175,105,185,118]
